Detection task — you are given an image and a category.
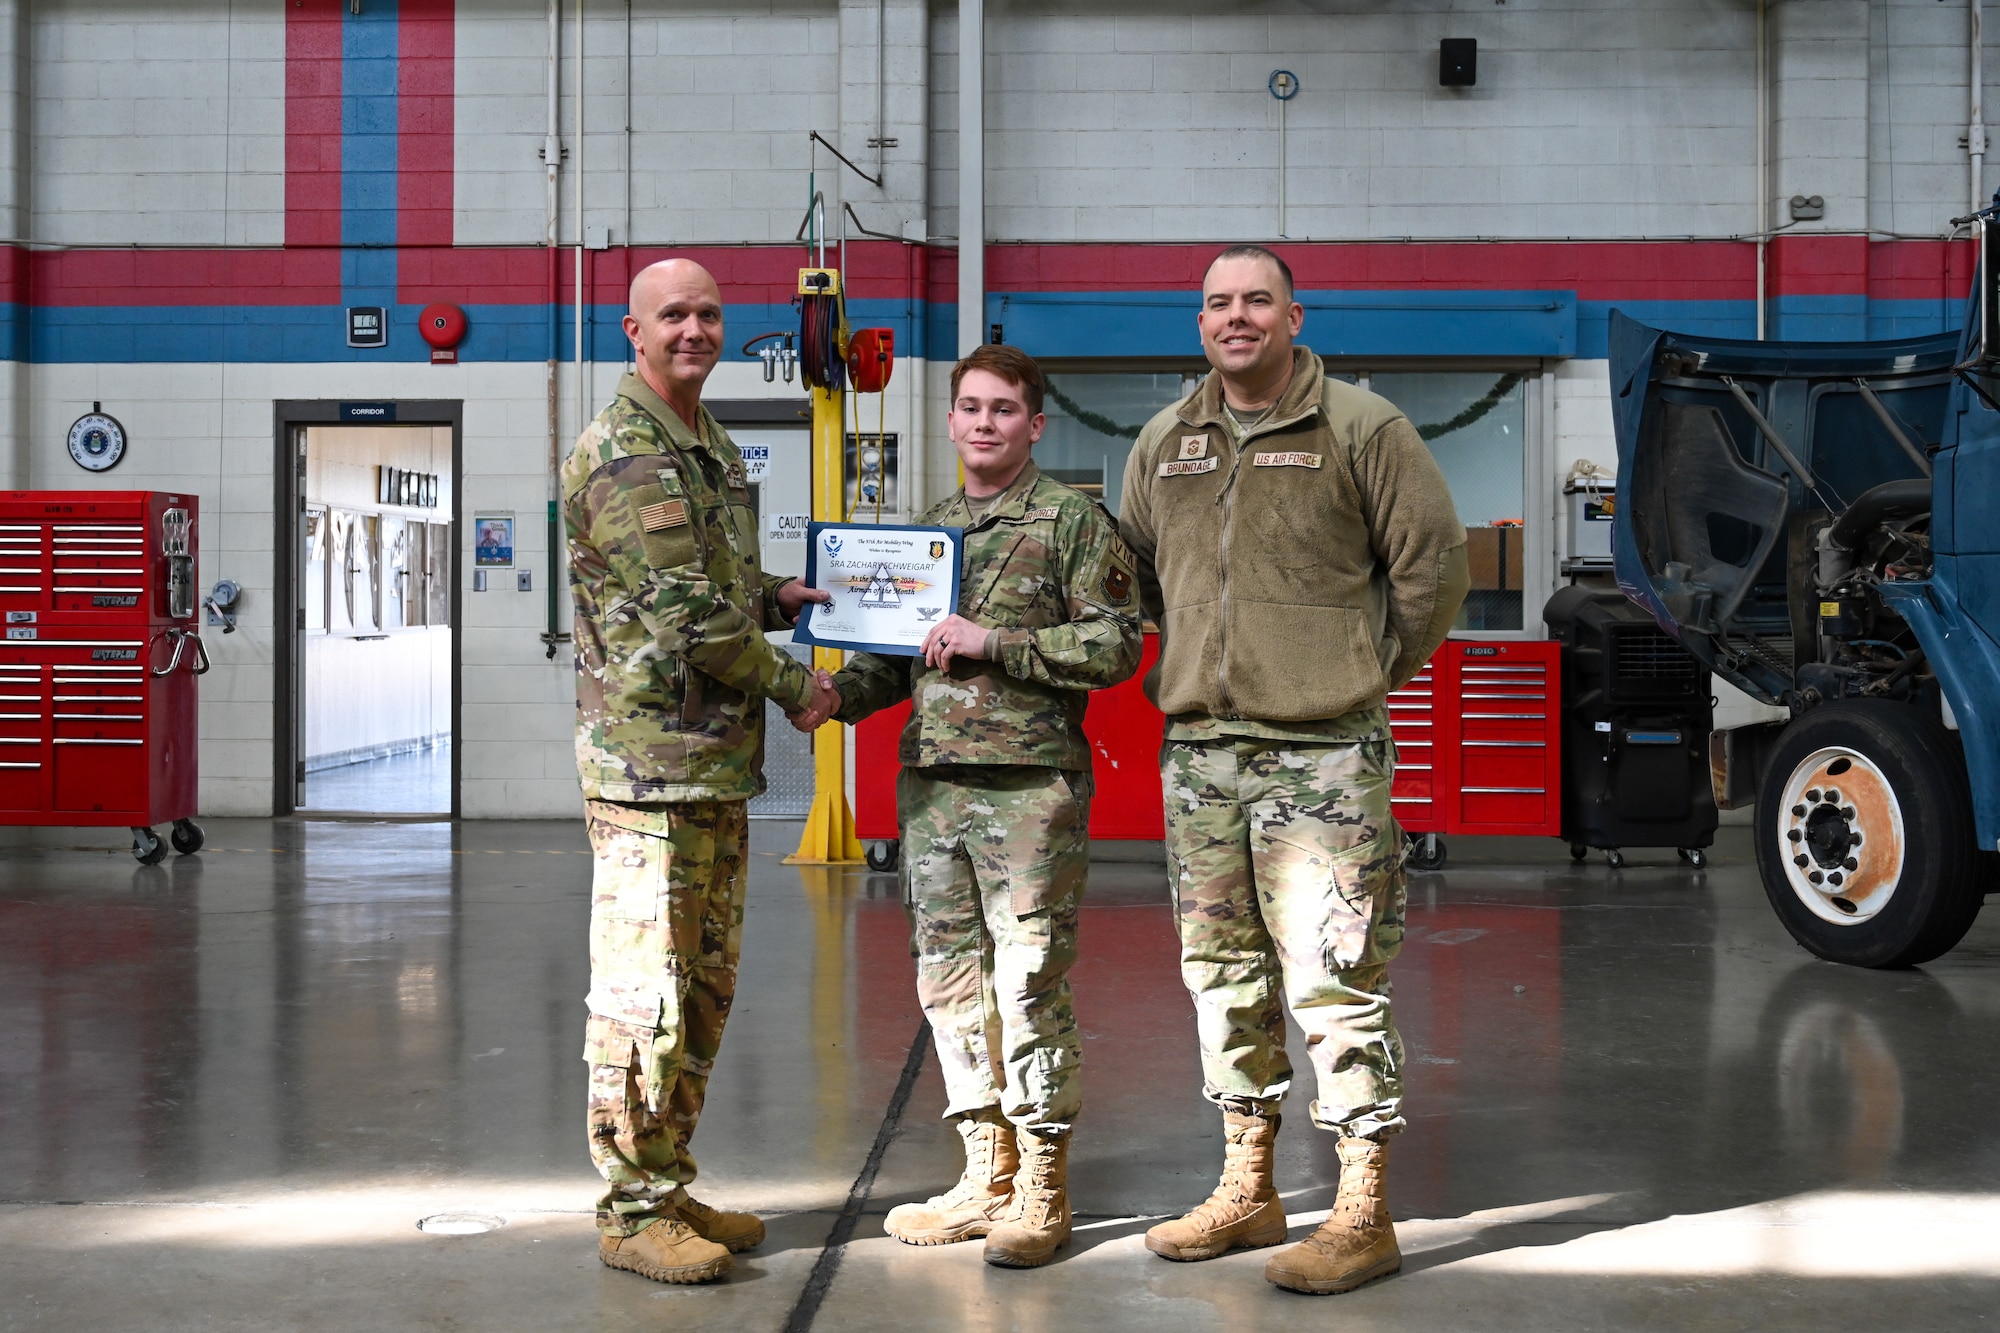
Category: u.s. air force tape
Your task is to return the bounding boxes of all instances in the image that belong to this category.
[640,499,689,531]
[1252,452,1322,468]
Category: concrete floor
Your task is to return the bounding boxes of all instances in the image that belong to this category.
[3,821,1999,1332]
[301,745,451,815]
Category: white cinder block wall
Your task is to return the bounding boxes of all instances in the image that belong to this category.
[0,0,1988,816]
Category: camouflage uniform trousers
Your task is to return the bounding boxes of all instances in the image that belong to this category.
[582,799,748,1236]
[898,764,1092,1136]
[1162,738,1408,1139]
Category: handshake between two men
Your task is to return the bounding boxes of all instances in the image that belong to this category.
[781,611,993,732]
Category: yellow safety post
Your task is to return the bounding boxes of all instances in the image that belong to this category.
[787,361,863,864]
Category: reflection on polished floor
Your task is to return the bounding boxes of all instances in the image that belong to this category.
[301,744,451,815]
[3,822,1998,1332]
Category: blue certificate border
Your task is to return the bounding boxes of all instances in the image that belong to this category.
[793,521,964,657]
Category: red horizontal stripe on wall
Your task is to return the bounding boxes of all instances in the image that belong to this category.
[5,239,1969,314]
[32,250,342,307]
[1764,234,1869,296]
[397,244,840,305]
[0,246,28,305]
[1866,238,1976,301]
[285,0,345,249]
[398,0,455,250]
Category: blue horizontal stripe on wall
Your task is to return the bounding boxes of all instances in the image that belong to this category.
[10,295,1966,364]
[989,289,1580,359]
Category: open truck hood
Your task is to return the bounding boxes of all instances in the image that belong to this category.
[1607,309,1955,704]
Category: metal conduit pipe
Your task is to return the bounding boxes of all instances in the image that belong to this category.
[957,0,983,357]
[1973,0,1987,214]
[544,0,565,657]
[1755,0,1767,340]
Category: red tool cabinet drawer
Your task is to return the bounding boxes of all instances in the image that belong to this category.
[0,492,203,831]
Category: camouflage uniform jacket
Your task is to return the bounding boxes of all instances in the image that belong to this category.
[831,462,1143,770]
[564,372,815,804]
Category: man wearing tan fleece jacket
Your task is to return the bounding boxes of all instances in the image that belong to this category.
[1119,245,1469,1297]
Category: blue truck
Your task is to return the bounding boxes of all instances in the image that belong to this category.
[1608,262,2000,968]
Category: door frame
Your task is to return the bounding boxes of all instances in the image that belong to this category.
[272,400,465,818]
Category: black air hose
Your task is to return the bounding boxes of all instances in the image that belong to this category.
[1826,478,1931,550]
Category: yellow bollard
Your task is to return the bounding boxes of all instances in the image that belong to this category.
[787,382,864,864]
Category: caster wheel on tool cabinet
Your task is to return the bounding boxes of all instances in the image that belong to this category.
[1404,833,1448,873]
[1605,849,1626,870]
[171,819,205,856]
[1678,847,1707,869]
[866,839,900,872]
[1570,842,1589,862]
[132,827,169,866]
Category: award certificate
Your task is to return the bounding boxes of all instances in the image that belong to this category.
[793,522,963,657]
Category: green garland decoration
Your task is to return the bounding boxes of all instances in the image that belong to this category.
[1045,379,1145,440]
[1044,372,1524,444]
[1414,373,1524,442]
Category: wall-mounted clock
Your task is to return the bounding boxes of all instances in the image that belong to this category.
[67,403,127,473]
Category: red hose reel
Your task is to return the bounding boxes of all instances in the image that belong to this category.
[846,327,894,393]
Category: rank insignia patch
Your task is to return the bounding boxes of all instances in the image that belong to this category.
[1178,435,1209,460]
[640,499,688,531]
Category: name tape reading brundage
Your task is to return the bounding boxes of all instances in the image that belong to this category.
[794,521,964,657]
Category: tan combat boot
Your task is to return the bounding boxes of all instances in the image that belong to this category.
[674,1190,767,1253]
[884,1113,1019,1245]
[597,1216,733,1284]
[982,1129,1071,1267]
[1145,1110,1288,1261]
[1264,1136,1401,1294]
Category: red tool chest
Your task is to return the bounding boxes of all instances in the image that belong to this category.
[854,635,1561,869]
[854,634,1167,850]
[0,491,208,863]
[1390,639,1562,868]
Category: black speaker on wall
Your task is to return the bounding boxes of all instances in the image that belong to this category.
[1440,38,1477,87]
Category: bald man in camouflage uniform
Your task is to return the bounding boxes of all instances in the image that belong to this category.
[565,258,837,1286]
[831,345,1142,1268]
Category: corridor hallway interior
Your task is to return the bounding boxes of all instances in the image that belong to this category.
[2,822,1998,1332]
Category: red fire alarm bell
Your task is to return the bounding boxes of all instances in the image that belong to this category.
[419,303,468,364]
[846,328,894,393]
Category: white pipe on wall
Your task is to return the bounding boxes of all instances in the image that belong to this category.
[575,0,586,442]
[1973,0,1987,214]
[1756,0,1767,341]
[957,0,983,356]
[545,0,561,484]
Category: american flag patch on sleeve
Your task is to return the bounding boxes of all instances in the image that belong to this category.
[640,499,688,531]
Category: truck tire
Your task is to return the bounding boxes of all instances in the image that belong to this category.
[1754,699,1984,967]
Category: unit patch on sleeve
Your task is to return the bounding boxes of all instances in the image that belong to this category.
[1158,456,1221,477]
[1103,567,1133,606]
[1252,451,1323,469]
[1178,435,1209,460]
[640,499,689,531]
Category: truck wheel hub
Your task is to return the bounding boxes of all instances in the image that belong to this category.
[1776,747,1904,926]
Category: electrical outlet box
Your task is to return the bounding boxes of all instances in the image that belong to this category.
[797,268,841,297]
[517,569,533,593]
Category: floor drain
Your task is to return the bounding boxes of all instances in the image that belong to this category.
[417,1212,504,1235]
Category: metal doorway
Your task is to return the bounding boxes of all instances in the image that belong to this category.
[272,401,463,818]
